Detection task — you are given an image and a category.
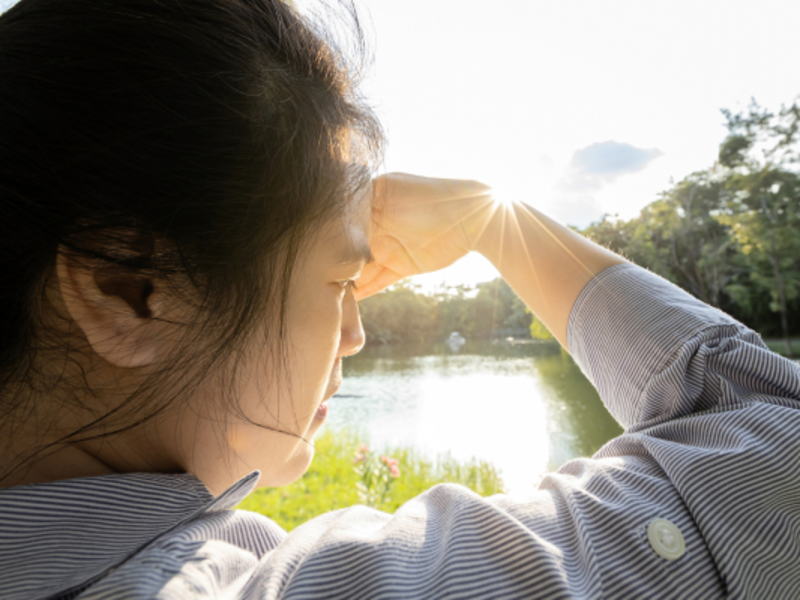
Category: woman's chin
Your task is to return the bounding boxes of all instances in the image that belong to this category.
[255,440,316,489]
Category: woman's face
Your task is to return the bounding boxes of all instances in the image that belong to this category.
[177,188,372,493]
[23,187,372,495]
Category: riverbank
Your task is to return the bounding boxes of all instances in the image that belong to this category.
[237,429,505,531]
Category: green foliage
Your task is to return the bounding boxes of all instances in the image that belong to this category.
[237,429,505,531]
[720,100,800,167]
[353,445,400,508]
[359,278,532,346]
[529,312,555,340]
[716,168,800,355]
[358,281,438,345]
[584,98,800,354]
[585,169,743,308]
[764,339,800,356]
[718,134,752,168]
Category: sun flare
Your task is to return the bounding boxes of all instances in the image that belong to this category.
[488,186,522,208]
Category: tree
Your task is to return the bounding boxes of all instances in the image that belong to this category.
[358,278,533,346]
[716,169,800,356]
[720,99,800,168]
[528,313,554,341]
[650,171,744,307]
[438,279,531,339]
[586,170,744,309]
[359,281,438,345]
[714,99,800,356]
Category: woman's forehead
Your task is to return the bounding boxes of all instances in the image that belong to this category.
[331,212,371,265]
[348,180,372,220]
[342,182,372,248]
[313,185,372,266]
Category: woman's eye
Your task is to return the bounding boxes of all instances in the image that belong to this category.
[340,279,358,290]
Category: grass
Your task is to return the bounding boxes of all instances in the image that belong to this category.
[763,339,800,358]
[236,429,506,531]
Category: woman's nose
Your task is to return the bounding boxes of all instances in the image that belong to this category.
[339,289,365,357]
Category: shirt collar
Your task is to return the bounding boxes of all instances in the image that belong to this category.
[0,471,260,600]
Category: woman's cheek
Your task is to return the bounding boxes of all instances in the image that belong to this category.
[298,289,344,368]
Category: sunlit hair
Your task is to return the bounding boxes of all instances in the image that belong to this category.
[0,0,384,479]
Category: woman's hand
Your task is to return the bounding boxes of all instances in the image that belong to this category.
[355,171,627,348]
[354,173,494,300]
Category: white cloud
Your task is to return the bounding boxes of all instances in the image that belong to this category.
[543,141,664,228]
[562,141,664,191]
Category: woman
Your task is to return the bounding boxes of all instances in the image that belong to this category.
[0,0,797,598]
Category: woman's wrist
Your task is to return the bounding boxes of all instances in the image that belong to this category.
[466,201,505,265]
[466,200,626,347]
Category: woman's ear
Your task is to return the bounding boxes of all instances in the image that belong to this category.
[56,248,172,368]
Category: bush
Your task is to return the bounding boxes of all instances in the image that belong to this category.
[237,429,506,531]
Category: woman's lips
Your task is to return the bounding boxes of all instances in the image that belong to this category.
[316,358,342,421]
[316,381,339,421]
[324,359,342,397]
[315,402,329,421]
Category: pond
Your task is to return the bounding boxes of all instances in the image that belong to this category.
[326,341,624,495]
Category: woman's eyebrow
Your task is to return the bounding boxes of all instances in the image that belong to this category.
[336,241,374,265]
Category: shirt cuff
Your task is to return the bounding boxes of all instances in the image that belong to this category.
[566,263,752,429]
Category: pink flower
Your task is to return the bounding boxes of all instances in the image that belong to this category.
[359,443,369,453]
[389,465,400,478]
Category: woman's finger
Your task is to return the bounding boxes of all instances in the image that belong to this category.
[354,265,404,300]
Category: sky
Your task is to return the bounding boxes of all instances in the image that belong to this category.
[3,0,799,289]
[356,0,800,289]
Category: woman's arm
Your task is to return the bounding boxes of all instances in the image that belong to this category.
[355,172,625,348]
[467,200,625,348]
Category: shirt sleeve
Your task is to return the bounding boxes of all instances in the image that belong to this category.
[79,262,800,600]
[567,263,793,430]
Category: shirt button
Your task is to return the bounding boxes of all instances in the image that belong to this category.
[647,518,685,560]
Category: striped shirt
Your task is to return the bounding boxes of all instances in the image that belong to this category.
[2,263,799,599]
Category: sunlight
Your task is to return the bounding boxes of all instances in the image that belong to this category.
[488,185,522,208]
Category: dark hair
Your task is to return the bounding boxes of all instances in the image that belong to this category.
[0,0,383,476]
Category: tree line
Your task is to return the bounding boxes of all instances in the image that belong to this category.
[360,100,800,354]
[358,278,535,346]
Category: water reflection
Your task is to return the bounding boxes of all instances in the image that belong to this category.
[328,341,623,495]
[532,350,624,467]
